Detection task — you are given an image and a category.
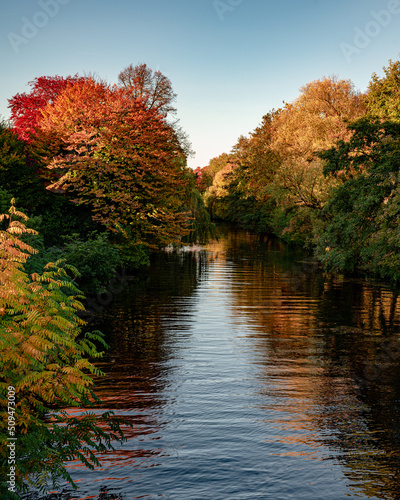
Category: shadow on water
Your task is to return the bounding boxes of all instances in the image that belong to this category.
[23,224,400,499]
[219,226,400,499]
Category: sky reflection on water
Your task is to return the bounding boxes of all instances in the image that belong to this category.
[29,225,400,500]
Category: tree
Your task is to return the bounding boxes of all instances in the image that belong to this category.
[316,117,400,279]
[365,59,400,121]
[215,114,282,232]
[0,118,99,246]
[203,152,230,181]
[0,119,44,212]
[271,76,365,209]
[118,64,193,158]
[32,78,192,248]
[8,75,87,142]
[203,158,236,220]
[118,63,177,115]
[229,112,281,204]
[0,202,126,495]
[200,77,366,244]
[180,170,216,244]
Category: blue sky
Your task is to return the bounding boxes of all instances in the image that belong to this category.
[1,0,399,168]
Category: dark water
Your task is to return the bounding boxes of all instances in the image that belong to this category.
[44,226,400,499]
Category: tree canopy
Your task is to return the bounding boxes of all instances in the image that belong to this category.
[365,59,400,120]
[8,75,87,142]
[118,63,177,115]
[200,57,400,278]
[31,78,191,248]
[316,118,400,278]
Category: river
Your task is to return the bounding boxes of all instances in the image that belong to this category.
[39,225,400,499]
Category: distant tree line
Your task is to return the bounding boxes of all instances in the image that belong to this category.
[195,58,400,281]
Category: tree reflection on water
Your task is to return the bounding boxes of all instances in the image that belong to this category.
[24,225,400,499]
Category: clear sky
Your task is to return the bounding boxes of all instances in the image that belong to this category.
[1,0,399,168]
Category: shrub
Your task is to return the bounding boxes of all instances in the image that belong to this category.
[61,232,122,296]
[0,202,126,496]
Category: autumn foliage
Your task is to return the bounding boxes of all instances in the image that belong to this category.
[202,59,400,280]
[1,65,203,493]
[29,78,190,248]
[118,62,177,115]
[202,76,366,241]
[8,75,87,142]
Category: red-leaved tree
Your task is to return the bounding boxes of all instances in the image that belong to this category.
[32,78,191,248]
[8,75,87,142]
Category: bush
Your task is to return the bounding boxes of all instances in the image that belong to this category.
[0,188,12,215]
[61,232,122,296]
[0,202,126,496]
[117,239,151,270]
[13,208,150,297]
[37,194,100,247]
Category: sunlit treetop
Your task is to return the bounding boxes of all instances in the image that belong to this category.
[366,59,400,121]
[118,63,177,116]
[8,75,87,142]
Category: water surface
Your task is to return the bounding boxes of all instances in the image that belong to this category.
[42,226,400,499]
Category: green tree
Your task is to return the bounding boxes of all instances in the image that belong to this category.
[181,171,216,244]
[366,59,400,121]
[316,117,400,279]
